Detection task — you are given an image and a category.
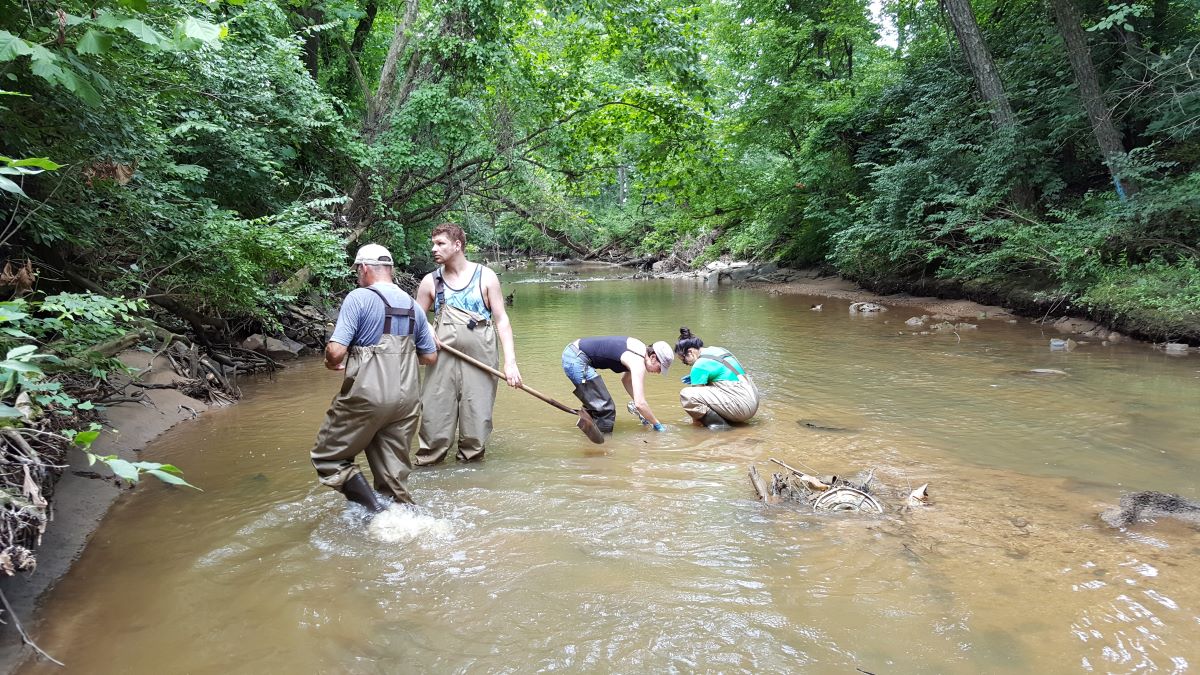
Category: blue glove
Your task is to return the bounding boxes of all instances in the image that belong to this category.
[681,375,692,385]
[652,423,665,432]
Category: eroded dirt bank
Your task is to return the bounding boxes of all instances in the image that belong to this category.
[0,351,209,672]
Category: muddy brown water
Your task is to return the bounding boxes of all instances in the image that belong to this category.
[20,269,1200,673]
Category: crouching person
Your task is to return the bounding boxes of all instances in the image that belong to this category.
[674,327,759,427]
[310,244,437,514]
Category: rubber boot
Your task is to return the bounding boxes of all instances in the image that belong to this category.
[700,410,730,428]
[342,472,386,514]
[573,378,616,433]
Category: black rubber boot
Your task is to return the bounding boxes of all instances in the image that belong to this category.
[700,410,730,427]
[342,472,386,514]
[573,378,617,433]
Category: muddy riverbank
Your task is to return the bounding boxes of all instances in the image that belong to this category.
[0,351,210,672]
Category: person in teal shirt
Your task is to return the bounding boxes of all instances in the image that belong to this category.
[673,327,759,426]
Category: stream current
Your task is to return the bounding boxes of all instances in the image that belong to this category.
[21,267,1200,673]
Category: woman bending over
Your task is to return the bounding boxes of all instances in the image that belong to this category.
[562,336,674,433]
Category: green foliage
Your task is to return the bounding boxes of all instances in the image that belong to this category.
[0,306,198,489]
[70,427,200,489]
[1081,258,1200,339]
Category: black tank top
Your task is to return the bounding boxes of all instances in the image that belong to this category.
[578,336,638,373]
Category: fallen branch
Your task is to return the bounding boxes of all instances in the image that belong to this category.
[769,458,832,491]
[748,465,778,504]
[0,582,64,667]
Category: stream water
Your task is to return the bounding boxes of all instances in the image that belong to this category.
[20,267,1200,673]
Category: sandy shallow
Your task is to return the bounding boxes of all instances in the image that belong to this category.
[742,276,1018,320]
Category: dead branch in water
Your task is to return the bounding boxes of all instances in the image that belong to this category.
[0,587,64,667]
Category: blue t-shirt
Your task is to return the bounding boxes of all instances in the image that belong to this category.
[330,283,436,353]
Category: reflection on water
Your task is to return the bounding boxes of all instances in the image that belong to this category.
[21,266,1200,673]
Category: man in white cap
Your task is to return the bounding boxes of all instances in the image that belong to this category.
[413,222,522,465]
[309,243,438,513]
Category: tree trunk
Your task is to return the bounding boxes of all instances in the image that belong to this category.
[1048,0,1138,197]
[941,0,1035,207]
[941,0,1015,128]
[298,6,322,81]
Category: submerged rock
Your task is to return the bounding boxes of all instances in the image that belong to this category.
[849,302,886,314]
[1049,338,1077,351]
[1101,491,1200,528]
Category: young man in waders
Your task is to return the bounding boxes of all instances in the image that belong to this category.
[413,223,522,465]
[310,244,437,513]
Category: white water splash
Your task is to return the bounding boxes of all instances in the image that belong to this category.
[367,504,453,543]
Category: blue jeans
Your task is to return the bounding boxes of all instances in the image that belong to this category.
[562,343,598,385]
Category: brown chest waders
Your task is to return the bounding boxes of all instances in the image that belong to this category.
[679,353,760,424]
[416,303,499,465]
[310,289,421,507]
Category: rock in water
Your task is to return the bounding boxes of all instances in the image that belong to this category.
[849,302,886,314]
[367,504,453,543]
[1101,491,1200,528]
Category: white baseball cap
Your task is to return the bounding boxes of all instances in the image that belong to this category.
[650,341,674,374]
[353,243,394,266]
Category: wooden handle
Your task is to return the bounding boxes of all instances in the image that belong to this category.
[439,343,578,416]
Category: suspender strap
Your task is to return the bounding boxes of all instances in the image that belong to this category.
[365,287,415,336]
[697,352,746,378]
[433,268,446,311]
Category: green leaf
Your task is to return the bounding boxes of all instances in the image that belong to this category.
[11,156,61,170]
[118,0,148,11]
[1,327,34,339]
[77,400,95,410]
[55,67,102,106]
[6,345,37,359]
[105,458,140,483]
[0,359,42,374]
[96,14,170,49]
[0,175,26,197]
[146,469,200,489]
[0,30,34,61]
[73,429,101,447]
[76,29,114,56]
[0,303,28,323]
[180,17,223,43]
[0,403,24,419]
[28,44,65,83]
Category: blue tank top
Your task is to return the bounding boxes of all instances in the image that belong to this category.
[578,336,640,373]
[434,263,491,319]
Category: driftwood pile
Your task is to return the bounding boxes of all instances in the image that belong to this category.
[0,428,66,576]
[749,458,930,514]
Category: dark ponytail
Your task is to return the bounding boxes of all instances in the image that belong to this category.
[675,326,704,355]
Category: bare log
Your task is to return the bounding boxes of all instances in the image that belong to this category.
[749,466,778,504]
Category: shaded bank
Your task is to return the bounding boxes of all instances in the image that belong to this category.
[0,351,210,672]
